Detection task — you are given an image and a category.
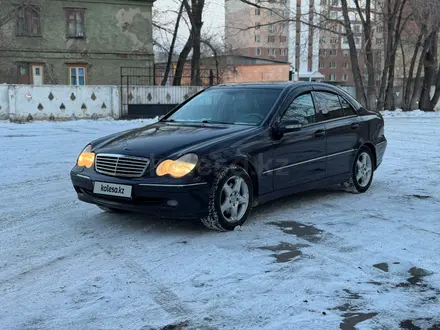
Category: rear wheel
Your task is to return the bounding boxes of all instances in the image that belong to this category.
[343,147,374,193]
[201,165,253,231]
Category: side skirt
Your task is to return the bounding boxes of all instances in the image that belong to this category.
[256,173,351,206]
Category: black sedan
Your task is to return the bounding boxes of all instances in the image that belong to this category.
[70,82,387,231]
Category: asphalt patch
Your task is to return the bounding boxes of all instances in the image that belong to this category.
[373,263,389,272]
[340,312,378,330]
[407,267,433,284]
[268,221,324,243]
[407,194,432,200]
[400,319,440,330]
[259,242,309,263]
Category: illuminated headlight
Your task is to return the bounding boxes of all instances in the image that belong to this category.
[156,153,199,178]
[76,144,95,168]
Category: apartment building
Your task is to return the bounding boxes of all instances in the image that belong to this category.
[225,0,290,62]
[317,0,384,86]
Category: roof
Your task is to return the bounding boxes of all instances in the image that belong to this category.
[211,81,306,90]
[211,81,351,92]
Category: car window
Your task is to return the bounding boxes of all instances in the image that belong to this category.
[313,91,344,121]
[281,93,316,125]
[165,88,282,125]
[338,95,357,116]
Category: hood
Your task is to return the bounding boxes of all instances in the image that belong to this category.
[92,121,256,158]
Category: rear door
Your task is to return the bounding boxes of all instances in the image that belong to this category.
[272,88,327,191]
[312,89,362,177]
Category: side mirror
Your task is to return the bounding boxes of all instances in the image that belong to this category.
[278,120,302,133]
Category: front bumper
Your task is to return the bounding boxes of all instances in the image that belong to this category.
[70,168,210,218]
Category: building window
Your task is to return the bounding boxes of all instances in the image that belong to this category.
[255,8,260,15]
[319,49,326,56]
[331,0,339,5]
[319,36,326,43]
[66,8,86,38]
[319,62,325,69]
[329,74,336,81]
[376,38,383,45]
[280,48,288,56]
[342,73,348,81]
[268,24,275,33]
[255,22,260,30]
[343,50,349,56]
[329,62,336,69]
[255,35,260,42]
[353,24,361,33]
[255,48,261,56]
[330,49,337,56]
[16,5,41,36]
[69,66,86,85]
[268,35,275,43]
[377,26,383,33]
[280,35,287,43]
[268,9,273,16]
[268,48,276,56]
[344,62,349,68]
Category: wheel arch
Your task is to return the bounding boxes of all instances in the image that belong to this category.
[227,156,259,197]
[360,142,377,170]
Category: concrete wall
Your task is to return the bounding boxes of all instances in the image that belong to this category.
[0,85,9,119]
[0,0,154,85]
[1,84,204,121]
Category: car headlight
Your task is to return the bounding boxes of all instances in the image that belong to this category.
[77,144,95,168]
[156,153,198,178]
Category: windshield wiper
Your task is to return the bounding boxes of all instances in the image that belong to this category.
[201,120,229,124]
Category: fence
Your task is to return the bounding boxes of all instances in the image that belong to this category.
[0,84,205,121]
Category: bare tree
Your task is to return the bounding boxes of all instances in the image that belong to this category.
[413,0,440,111]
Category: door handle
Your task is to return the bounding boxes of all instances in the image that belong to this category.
[351,123,360,129]
[314,129,326,138]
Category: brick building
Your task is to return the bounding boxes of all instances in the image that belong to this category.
[0,0,155,85]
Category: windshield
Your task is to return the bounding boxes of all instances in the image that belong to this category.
[163,88,282,125]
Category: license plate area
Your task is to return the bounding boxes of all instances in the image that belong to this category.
[93,181,132,198]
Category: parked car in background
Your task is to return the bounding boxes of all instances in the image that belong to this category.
[70,82,387,231]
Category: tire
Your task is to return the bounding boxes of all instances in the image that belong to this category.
[343,146,374,193]
[200,165,254,231]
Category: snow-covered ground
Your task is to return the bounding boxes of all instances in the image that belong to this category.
[1,113,440,330]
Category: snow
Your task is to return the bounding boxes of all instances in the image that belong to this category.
[381,109,440,118]
[1,113,440,330]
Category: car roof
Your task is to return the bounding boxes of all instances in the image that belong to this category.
[210,81,339,92]
[211,81,305,90]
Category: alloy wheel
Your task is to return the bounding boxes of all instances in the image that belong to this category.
[355,152,373,187]
[220,175,250,223]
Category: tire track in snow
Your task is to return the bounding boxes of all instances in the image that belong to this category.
[123,259,191,318]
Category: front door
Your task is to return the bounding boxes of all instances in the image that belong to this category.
[272,90,327,191]
[31,65,43,85]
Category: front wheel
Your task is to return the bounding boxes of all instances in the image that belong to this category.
[343,147,374,193]
[201,165,254,231]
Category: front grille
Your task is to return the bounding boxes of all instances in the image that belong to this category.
[95,154,150,178]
